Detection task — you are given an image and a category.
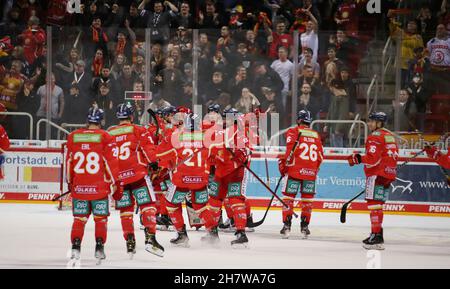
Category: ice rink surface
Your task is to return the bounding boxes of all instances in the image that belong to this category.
[0,203,449,269]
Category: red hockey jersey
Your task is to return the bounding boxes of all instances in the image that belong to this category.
[157,130,211,190]
[66,128,119,201]
[284,125,324,181]
[0,125,10,180]
[108,124,156,185]
[208,124,249,178]
[361,128,399,180]
[436,151,450,170]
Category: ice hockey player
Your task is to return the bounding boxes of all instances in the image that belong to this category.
[424,145,450,169]
[65,108,119,264]
[146,107,171,231]
[0,103,10,180]
[108,103,164,257]
[347,111,399,250]
[204,107,250,247]
[156,112,214,247]
[278,110,324,239]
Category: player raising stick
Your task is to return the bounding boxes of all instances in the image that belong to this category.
[66,108,119,265]
[279,110,324,239]
[108,103,164,258]
[347,112,399,250]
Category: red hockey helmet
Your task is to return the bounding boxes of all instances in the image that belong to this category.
[177,106,192,114]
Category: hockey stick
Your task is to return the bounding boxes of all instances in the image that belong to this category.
[147,108,160,137]
[247,131,303,227]
[340,146,430,223]
[53,190,70,202]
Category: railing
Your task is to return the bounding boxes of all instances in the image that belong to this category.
[348,114,363,148]
[366,74,379,117]
[311,119,369,148]
[381,36,394,96]
[0,112,34,140]
[36,119,69,140]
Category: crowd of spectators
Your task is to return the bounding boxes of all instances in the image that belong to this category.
[0,0,448,142]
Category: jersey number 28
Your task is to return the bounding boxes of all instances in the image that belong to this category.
[73,151,100,174]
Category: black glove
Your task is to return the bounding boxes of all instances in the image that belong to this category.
[149,162,159,171]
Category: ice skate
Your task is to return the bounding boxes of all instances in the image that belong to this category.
[300,218,311,239]
[94,238,106,265]
[126,234,136,259]
[231,230,249,249]
[363,231,385,250]
[280,216,292,239]
[245,214,255,233]
[67,238,81,268]
[201,227,220,245]
[156,214,172,231]
[145,229,164,257]
[170,225,190,248]
[219,218,235,233]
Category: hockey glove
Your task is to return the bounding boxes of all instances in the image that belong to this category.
[278,156,287,175]
[424,145,441,160]
[149,162,159,171]
[233,149,248,164]
[348,154,362,166]
[112,182,124,201]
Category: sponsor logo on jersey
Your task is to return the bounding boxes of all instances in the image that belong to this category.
[119,169,136,180]
[73,133,102,143]
[108,125,134,136]
[74,186,98,194]
[182,176,204,184]
[299,168,316,176]
[385,167,397,175]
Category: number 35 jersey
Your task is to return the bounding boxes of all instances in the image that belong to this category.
[108,123,157,185]
[66,128,119,200]
[285,125,324,181]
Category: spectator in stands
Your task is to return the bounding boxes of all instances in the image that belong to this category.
[170,26,193,60]
[145,0,174,43]
[327,77,351,147]
[198,0,225,29]
[13,80,38,139]
[171,1,194,28]
[334,0,360,37]
[299,48,320,85]
[228,66,249,104]
[92,66,118,102]
[17,16,45,66]
[389,14,424,88]
[68,60,92,101]
[426,24,450,94]
[111,54,128,80]
[271,46,293,108]
[235,87,260,114]
[340,67,357,120]
[391,89,416,132]
[233,43,255,70]
[201,71,228,105]
[36,74,64,139]
[150,43,165,75]
[323,46,343,87]
[55,48,80,83]
[63,83,92,126]
[114,21,137,62]
[179,81,193,108]
[407,47,430,85]
[89,49,108,77]
[0,59,26,111]
[416,5,437,42]
[298,83,321,120]
[83,16,109,62]
[119,63,139,96]
[252,62,284,104]
[217,26,235,57]
[300,11,319,63]
[94,83,116,127]
[154,57,183,104]
[260,87,282,114]
[406,73,431,132]
[438,0,450,34]
[266,17,293,59]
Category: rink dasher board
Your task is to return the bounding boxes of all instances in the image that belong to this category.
[0,147,448,217]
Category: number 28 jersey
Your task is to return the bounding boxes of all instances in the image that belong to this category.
[285,125,324,181]
[66,128,119,201]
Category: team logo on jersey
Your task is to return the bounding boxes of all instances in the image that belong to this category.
[182,176,204,184]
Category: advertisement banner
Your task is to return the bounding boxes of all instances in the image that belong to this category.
[1,149,448,216]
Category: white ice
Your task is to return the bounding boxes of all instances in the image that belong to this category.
[0,203,449,269]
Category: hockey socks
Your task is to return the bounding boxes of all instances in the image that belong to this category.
[368,201,384,234]
[71,217,87,243]
[94,216,108,243]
